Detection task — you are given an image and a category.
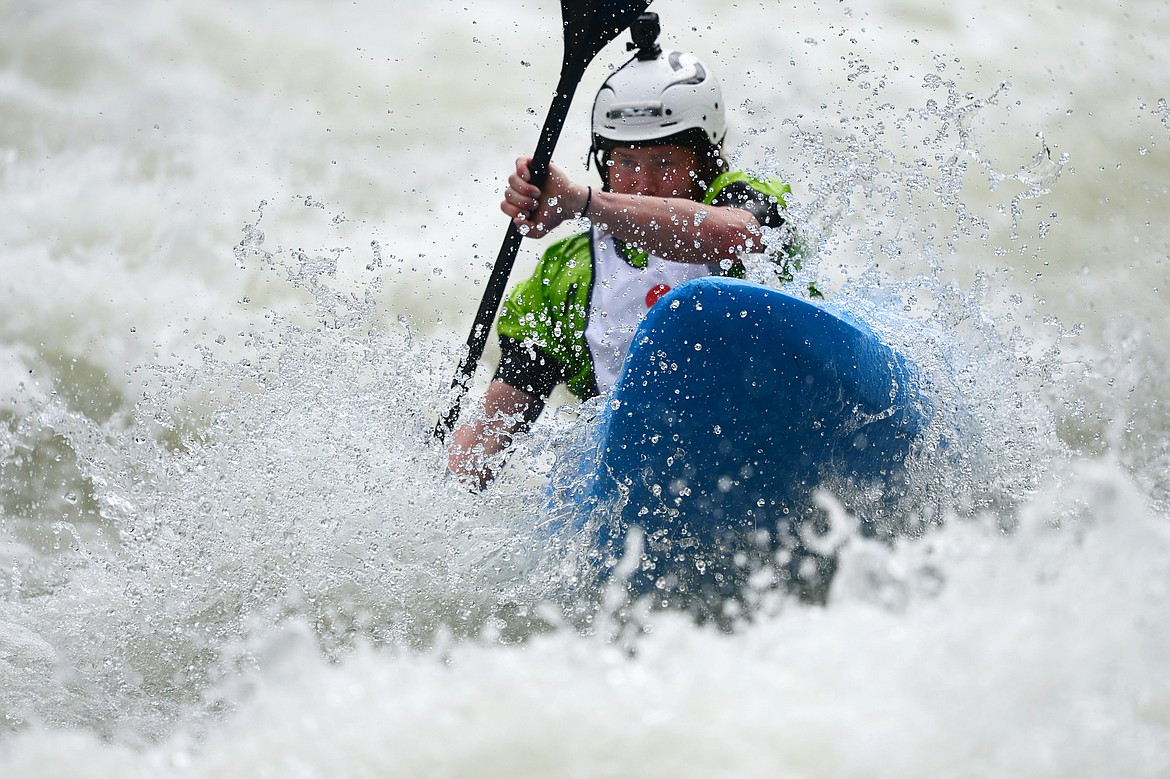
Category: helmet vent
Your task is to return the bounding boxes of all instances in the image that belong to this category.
[607,105,665,120]
[666,63,707,88]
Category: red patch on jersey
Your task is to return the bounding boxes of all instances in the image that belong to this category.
[645,284,672,308]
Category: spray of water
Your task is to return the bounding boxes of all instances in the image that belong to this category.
[2,2,1168,773]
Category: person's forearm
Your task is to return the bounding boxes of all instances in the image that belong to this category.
[447,417,512,489]
[584,189,761,265]
[446,380,539,489]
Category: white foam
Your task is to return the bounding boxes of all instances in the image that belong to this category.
[1,0,1169,773]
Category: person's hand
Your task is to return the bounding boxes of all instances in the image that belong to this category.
[500,157,588,237]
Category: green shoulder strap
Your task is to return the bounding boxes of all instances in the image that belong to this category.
[703,171,791,207]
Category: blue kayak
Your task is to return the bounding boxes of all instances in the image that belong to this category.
[553,276,932,611]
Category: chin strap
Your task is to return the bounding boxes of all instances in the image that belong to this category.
[585,144,609,188]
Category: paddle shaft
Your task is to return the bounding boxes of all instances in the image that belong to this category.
[433,68,581,441]
[434,0,652,442]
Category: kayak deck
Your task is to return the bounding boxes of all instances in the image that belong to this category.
[554,277,932,612]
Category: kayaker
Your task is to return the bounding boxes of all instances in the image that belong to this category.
[448,19,796,488]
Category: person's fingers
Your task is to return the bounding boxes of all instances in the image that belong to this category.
[508,172,541,201]
[515,156,533,182]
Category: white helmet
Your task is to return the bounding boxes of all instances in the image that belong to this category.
[591,48,726,155]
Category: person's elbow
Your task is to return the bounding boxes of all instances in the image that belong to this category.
[709,209,763,259]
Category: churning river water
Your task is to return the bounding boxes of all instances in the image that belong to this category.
[2,0,1169,776]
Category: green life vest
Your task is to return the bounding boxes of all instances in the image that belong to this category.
[496,172,792,399]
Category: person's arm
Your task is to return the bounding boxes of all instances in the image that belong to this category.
[501,157,763,264]
[447,379,542,490]
[585,187,762,264]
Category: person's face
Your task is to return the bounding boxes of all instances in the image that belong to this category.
[606,144,702,199]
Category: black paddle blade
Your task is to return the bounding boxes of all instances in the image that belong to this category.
[561,0,652,76]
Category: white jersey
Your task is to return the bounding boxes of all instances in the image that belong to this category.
[585,228,716,394]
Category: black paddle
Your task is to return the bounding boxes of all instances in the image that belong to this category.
[434,0,652,442]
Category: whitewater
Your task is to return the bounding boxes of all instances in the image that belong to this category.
[2,0,1169,776]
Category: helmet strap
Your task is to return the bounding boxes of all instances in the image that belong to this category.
[585,143,612,189]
